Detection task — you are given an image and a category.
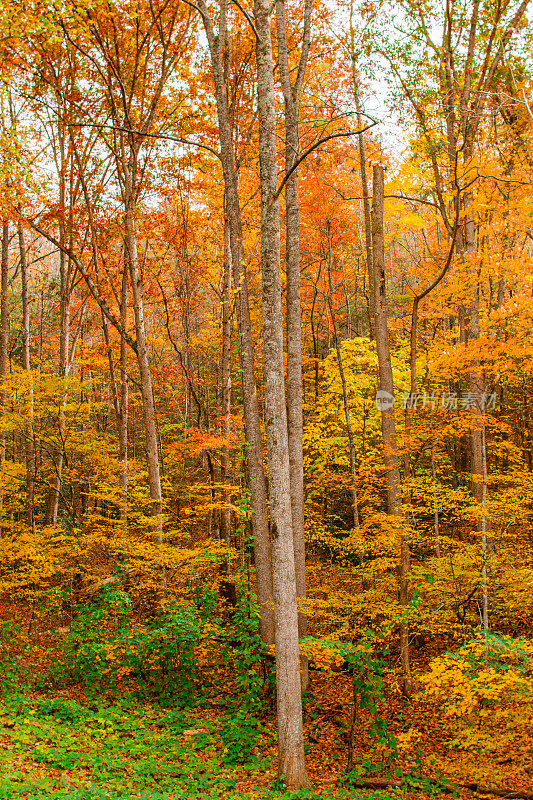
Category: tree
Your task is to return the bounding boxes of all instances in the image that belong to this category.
[254,0,309,784]
[195,0,274,645]
[275,0,313,690]
[371,164,411,696]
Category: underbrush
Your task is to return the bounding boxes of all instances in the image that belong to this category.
[0,691,395,799]
[2,584,533,799]
[43,585,200,704]
[419,632,533,757]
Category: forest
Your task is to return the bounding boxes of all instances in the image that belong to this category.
[0,0,532,797]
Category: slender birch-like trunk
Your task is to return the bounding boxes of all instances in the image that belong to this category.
[123,171,163,546]
[371,165,412,697]
[431,444,441,558]
[46,128,70,525]
[220,214,232,546]
[46,245,70,525]
[351,72,374,339]
[254,0,309,785]
[0,221,8,519]
[326,225,360,528]
[480,425,489,630]
[101,260,129,542]
[18,222,35,529]
[119,263,129,540]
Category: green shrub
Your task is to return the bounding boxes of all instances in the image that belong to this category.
[50,586,200,703]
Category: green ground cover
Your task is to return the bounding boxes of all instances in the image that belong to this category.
[0,693,389,800]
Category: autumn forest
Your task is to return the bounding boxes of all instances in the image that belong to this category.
[0,0,532,797]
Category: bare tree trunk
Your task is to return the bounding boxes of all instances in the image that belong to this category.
[462,184,491,619]
[480,425,489,630]
[351,73,373,339]
[275,0,312,694]
[326,224,360,528]
[46,243,70,525]
[371,165,411,697]
[463,195,486,514]
[254,0,309,785]
[199,0,274,645]
[124,184,163,547]
[101,259,129,542]
[119,262,128,541]
[0,220,8,519]
[220,214,232,546]
[431,444,441,558]
[46,134,71,526]
[18,221,35,529]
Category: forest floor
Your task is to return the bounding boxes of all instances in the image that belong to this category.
[1,669,532,800]
[1,604,532,800]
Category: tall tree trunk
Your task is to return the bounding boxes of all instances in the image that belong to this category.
[326,224,360,528]
[480,425,489,630]
[254,0,309,786]
[431,444,441,558]
[119,262,129,541]
[371,165,412,697]
[101,259,129,543]
[18,221,35,529]
[199,0,274,645]
[46,134,70,526]
[220,213,232,546]
[123,182,163,548]
[351,74,373,339]
[461,177,490,623]
[46,244,70,525]
[275,0,312,693]
[0,220,9,519]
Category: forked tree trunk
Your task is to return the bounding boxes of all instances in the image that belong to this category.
[254,0,309,786]
[371,165,412,697]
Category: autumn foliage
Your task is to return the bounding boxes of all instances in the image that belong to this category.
[0,0,532,796]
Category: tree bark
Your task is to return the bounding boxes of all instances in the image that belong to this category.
[0,220,9,519]
[275,0,312,694]
[351,73,373,339]
[326,224,360,528]
[101,259,129,542]
[220,213,232,547]
[254,0,309,786]
[45,126,71,526]
[123,175,163,547]
[119,262,129,541]
[371,165,411,697]
[199,0,274,646]
[18,221,35,529]
[431,444,441,558]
